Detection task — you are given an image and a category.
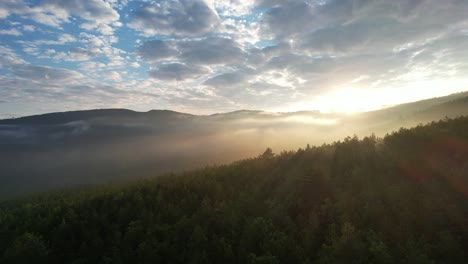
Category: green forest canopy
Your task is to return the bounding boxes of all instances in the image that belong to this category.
[1,117,467,263]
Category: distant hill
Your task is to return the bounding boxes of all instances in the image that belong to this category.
[347,91,468,136]
[0,92,467,198]
[0,109,193,125]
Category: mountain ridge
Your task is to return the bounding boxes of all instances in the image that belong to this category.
[2,91,467,124]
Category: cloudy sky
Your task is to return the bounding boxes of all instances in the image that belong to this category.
[0,0,467,117]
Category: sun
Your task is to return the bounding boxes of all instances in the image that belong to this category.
[280,79,468,114]
[312,87,382,114]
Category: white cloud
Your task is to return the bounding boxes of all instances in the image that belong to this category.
[130,62,140,68]
[58,34,76,43]
[22,25,35,32]
[103,71,122,81]
[0,0,119,34]
[0,45,25,67]
[78,61,106,73]
[39,0,119,31]
[212,0,256,16]
[53,47,98,62]
[0,28,22,36]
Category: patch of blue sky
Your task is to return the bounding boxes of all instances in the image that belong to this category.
[127,67,148,81]
[123,0,145,12]
[112,26,140,52]
[0,17,23,38]
[0,69,12,78]
[254,40,277,49]
[218,11,262,25]
[251,6,270,16]
[26,0,41,6]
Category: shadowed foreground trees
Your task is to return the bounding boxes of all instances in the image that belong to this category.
[1,117,467,263]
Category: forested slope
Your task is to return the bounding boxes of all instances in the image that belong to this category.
[1,117,467,263]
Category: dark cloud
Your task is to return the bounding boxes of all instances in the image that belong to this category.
[14,65,83,83]
[260,0,468,45]
[300,22,373,54]
[179,37,245,65]
[137,37,246,65]
[148,63,208,81]
[128,0,218,36]
[136,40,177,62]
[260,0,315,39]
[203,72,247,87]
[0,0,29,19]
[66,47,98,61]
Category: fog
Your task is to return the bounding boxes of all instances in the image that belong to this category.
[0,92,467,198]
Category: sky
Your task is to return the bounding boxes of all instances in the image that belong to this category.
[0,0,468,118]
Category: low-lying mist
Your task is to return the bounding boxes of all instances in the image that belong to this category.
[1,92,467,198]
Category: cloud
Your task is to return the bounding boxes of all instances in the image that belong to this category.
[136,40,177,62]
[17,34,77,47]
[250,0,468,91]
[179,37,245,65]
[0,28,22,36]
[260,0,468,48]
[204,72,247,87]
[58,34,76,43]
[148,63,208,81]
[59,33,129,71]
[22,25,35,32]
[103,71,122,82]
[40,0,119,30]
[213,0,256,16]
[259,0,317,40]
[0,0,29,19]
[137,37,246,65]
[128,0,219,36]
[124,0,467,111]
[0,0,119,34]
[14,65,83,83]
[54,47,98,62]
[0,45,25,67]
[130,62,140,68]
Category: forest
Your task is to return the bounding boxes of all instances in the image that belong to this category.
[1,116,467,263]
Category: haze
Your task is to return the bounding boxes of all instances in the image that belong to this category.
[0,91,467,197]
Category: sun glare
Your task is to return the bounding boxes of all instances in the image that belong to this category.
[281,79,468,114]
[308,87,382,114]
